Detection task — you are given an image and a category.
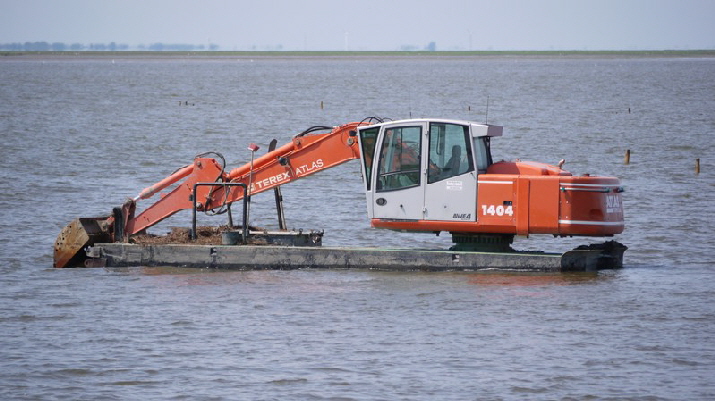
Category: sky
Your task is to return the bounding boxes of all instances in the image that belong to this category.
[2,0,714,51]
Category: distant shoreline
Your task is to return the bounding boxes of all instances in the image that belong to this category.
[3,50,715,58]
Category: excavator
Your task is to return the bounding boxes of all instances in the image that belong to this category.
[54,117,625,268]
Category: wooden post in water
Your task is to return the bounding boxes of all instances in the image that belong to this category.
[695,158,700,174]
[624,149,631,165]
[320,101,324,110]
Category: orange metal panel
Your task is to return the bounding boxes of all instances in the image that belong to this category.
[515,178,530,235]
[526,177,560,234]
[558,176,624,236]
[476,177,516,230]
[371,218,517,234]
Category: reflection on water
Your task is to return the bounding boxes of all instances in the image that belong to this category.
[466,271,604,286]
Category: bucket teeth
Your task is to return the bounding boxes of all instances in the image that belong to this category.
[53,217,111,268]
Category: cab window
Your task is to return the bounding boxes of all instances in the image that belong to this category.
[376,126,422,192]
[473,136,492,172]
[359,127,379,191]
[427,123,474,184]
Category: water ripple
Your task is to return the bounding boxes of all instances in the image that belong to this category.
[1,55,714,401]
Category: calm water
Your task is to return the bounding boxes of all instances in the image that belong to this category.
[1,55,714,400]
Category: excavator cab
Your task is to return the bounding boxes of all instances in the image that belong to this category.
[357,119,503,228]
[357,118,623,241]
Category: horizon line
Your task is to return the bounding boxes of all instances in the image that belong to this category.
[3,49,715,56]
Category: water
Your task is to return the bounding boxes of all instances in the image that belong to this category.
[1,54,714,400]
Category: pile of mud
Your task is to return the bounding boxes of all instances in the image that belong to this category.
[129,226,229,245]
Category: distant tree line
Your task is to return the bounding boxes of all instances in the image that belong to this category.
[0,42,220,51]
[399,42,437,51]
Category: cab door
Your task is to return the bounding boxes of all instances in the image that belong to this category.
[367,123,426,221]
[422,122,477,222]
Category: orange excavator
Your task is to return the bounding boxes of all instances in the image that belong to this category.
[54,117,625,268]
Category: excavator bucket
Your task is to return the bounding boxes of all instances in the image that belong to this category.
[53,217,112,268]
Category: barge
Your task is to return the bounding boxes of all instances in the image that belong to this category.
[80,228,626,272]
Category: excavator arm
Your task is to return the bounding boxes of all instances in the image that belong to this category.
[127,122,364,235]
[54,122,366,267]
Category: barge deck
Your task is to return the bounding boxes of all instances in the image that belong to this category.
[85,241,626,272]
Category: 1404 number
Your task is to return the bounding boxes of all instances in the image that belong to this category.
[481,204,514,217]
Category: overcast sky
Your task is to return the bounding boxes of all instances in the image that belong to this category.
[2,0,714,51]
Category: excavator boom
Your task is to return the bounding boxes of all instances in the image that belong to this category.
[54,122,364,267]
[125,122,364,236]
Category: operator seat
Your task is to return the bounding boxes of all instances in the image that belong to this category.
[442,145,461,179]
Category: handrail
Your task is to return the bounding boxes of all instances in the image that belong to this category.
[560,186,624,193]
[191,182,248,243]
